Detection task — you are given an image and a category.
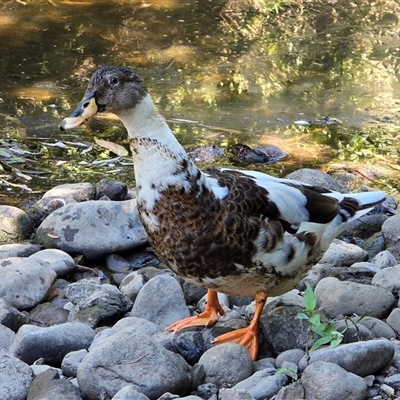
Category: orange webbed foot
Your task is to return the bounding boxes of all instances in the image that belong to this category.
[166,289,225,331]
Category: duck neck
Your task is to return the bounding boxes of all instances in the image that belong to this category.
[117,94,201,207]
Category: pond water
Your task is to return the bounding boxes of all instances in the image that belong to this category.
[1,0,400,205]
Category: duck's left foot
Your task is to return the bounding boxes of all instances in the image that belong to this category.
[214,291,268,360]
[166,289,225,331]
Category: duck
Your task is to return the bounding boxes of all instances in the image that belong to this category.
[59,66,386,360]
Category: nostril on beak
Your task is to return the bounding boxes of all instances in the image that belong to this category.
[83,101,89,109]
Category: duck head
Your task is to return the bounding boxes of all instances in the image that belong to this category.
[59,66,147,131]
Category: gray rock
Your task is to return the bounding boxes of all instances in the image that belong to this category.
[315,277,395,319]
[0,257,57,310]
[382,215,400,248]
[36,199,147,259]
[301,361,367,400]
[299,339,395,377]
[78,329,191,400]
[28,249,75,278]
[218,388,255,400]
[42,182,95,202]
[30,364,62,377]
[333,320,375,343]
[28,302,69,326]
[0,348,33,400]
[65,279,133,328]
[105,254,131,272]
[261,304,308,353]
[0,243,41,259]
[131,274,189,329]
[319,240,368,266]
[0,205,34,244]
[356,316,396,339]
[95,179,128,201]
[27,369,81,400]
[285,169,346,192]
[195,383,218,399]
[11,322,95,366]
[24,196,77,228]
[61,349,88,378]
[384,374,400,390]
[372,265,400,293]
[361,232,386,259]
[0,298,29,332]
[386,308,400,336]
[371,250,397,269]
[233,369,288,400]
[119,270,145,301]
[0,323,15,351]
[198,343,253,387]
[276,349,305,368]
[275,381,305,400]
[112,385,150,400]
[253,358,276,371]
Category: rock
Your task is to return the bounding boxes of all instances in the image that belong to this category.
[27,369,81,400]
[24,196,77,228]
[182,281,208,306]
[0,205,34,244]
[198,343,253,387]
[382,215,400,248]
[0,348,33,400]
[386,308,400,336]
[77,329,191,400]
[333,319,375,343]
[119,271,145,301]
[195,383,218,399]
[356,316,396,339]
[218,387,255,400]
[275,349,305,368]
[319,240,368,267]
[112,385,150,400]
[65,279,133,328]
[0,256,57,310]
[0,243,41,259]
[28,249,75,278]
[95,179,128,201]
[105,254,131,272]
[301,361,367,400]
[36,199,148,259]
[174,328,214,364]
[299,339,395,376]
[275,381,305,400]
[61,349,88,378]
[131,274,190,329]
[372,265,400,293]
[0,323,15,351]
[261,304,308,353]
[11,322,95,366]
[371,250,397,269]
[361,232,386,259]
[232,369,288,400]
[285,169,346,192]
[42,182,95,202]
[384,374,400,390]
[28,302,69,326]
[315,277,395,319]
[0,298,30,332]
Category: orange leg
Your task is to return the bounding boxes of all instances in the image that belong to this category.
[213,291,268,360]
[166,289,225,331]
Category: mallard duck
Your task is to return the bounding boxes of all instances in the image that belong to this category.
[59,66,386,359]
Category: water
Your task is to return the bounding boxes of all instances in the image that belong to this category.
[1,0,400,205]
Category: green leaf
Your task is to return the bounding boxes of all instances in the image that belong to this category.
[296,312,309,320]
[304,284,317,313]
[310,335,333,351]
[308,313,321,325]
[330,333,344,348]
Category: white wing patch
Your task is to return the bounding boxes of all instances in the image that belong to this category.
[204,174,229,200]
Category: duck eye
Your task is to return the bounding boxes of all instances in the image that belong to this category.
[110,76,119,85]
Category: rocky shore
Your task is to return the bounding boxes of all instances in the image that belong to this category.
[1,168,400,400]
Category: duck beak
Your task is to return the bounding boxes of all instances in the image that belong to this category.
[58,92,98,131]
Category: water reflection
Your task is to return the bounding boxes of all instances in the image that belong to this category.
[0,0,399,202]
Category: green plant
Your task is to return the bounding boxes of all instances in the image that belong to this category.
[297,284,343,352]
